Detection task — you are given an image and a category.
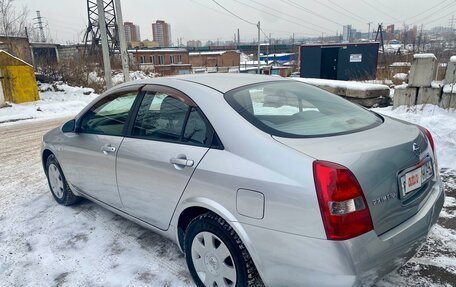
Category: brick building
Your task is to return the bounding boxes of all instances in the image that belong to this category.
[189,50,240,71]
[131,48,191,76]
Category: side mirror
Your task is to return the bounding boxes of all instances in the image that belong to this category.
[62,119,76,133]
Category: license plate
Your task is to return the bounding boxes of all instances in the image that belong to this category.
[400,160,433,196]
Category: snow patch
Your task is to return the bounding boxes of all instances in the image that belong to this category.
[0,83,98,125]
[413,53,436,60]
[393,73,408,81]
[294,78,389,91]
[443,84,456,94]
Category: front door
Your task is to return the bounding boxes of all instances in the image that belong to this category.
[321,47,340,80]
[61,90,138,209]
[117,87,215,229]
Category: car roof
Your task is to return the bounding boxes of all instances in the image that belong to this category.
[173,74,287,93]
[109,73,289,94]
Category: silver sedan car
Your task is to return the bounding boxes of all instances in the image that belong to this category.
[42,74,444,287]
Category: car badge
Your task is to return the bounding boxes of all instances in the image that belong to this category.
[412,143,421,157]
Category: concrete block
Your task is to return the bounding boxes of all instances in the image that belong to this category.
[393,87,418,108]
[417,87,441,105]
[294,78,390,99]
[409,54,438,87]
[345,88,390,99]
[343,96,391,108]
[440,93,456,109]
[444,56,456,84]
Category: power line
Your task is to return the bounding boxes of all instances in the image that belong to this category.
[231,0,327,34]
[245,0,332,32]
[405,0,450,22]
[360,0,401,22]
[423,9,456,27]
[281,0,343,26]
[211,0,256,26]
[191,0,233,18]
[411,1,456,25]
[325,0,370,23]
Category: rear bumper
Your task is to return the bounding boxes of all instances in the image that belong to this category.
[243,180,444,287]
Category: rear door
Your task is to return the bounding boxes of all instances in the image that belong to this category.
[116,85,216,229]
[61,87,140,209]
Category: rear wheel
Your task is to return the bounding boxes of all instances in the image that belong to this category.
[45,154,80,206]
[184,213,261,287]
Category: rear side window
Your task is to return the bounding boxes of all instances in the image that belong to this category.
[132,92,188,141]
[131,91,216,147]
[225,81,382,138]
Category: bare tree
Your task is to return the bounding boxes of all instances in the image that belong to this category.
[0,0,28,37]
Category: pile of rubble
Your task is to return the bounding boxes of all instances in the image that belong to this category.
[393,54,456,109]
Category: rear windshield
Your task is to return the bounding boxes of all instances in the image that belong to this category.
[224,81,382,138]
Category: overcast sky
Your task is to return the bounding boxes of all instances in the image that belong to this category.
[16,0,454,44]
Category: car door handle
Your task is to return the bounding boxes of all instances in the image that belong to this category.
[170,157,194,167]
[101,145,116,155]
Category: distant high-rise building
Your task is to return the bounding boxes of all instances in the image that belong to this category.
[187,40,202,48]
[343,25,352,42]
[152,20,172,47]
[124,22,141,42]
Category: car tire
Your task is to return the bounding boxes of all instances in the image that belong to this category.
[184,212,262,287]
[45,154,80,206]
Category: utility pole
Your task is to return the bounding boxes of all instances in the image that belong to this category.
[34,11,46,43]
[237,28,240,45]
[367,22,372,41]
[257,21,261,74]
[114,0,130,82]
[97,0,113,88]
[417,24,423,52]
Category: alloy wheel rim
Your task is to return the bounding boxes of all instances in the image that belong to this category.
[191,231,237,287]
[48,164,64,199]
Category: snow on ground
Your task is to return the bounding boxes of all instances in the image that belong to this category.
[0,83,98,125]
[0,119,192,287]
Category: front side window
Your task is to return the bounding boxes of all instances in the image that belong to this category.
[225,81,382,138]
[79,92,137,136]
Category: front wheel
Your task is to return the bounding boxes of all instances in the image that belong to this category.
[184,213,261,287]
[45,154,80,206]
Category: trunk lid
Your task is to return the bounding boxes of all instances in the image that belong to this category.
[274,116,435,235]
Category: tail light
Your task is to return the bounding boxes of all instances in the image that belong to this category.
[419,126,435,153]
[313,160,373,240]
[419,125,439,176]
